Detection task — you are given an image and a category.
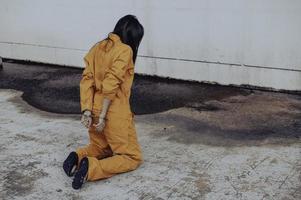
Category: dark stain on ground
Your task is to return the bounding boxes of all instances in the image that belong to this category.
[7,90,80,120]
[186,102,222,112]
[1,60,301,145]
[143,113,301,146]
[2,160,48,199]
[0,60,251,115]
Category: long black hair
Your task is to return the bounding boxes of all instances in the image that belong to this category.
[113,15,144,63]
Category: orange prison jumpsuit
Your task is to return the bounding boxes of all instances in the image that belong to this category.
[76,33,143,181]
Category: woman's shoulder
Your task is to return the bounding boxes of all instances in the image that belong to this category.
[112,42,133,58]
[88,36,133,59]
[89,39,107,51]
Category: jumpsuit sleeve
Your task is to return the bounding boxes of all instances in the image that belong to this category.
[102,47,132,101]
[80,45,97,112]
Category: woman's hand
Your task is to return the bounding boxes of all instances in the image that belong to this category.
[81,110,92,128]
[93,117,106,133]
[92,97,111,133]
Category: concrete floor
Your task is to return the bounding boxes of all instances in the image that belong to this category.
[0,61,301,200]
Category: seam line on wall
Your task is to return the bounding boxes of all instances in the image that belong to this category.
[139,55,301,73]
[1,41,300,73]
[0,41,87,51]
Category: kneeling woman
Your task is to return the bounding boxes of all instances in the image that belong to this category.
[63,15,144,189]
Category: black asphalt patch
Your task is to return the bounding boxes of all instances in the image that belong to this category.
[0,60,251,115]
[1,60,301,145]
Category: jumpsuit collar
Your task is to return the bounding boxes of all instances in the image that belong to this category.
[104,32,121,52]
[108,32,121,43]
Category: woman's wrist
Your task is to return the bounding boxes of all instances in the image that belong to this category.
[99,112,106,119]
[83,110,92,116]
[99,98,111,119]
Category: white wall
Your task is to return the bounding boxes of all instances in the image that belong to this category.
[0,0,301,90]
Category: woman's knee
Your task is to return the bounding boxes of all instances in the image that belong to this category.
[131,154,143,169]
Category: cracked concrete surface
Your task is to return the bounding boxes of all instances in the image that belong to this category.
[0,60,301,200]
[0,89,300,200]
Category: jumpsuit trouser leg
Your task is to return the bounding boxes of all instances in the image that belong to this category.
[76,114,143,181]
[76,116,113,167]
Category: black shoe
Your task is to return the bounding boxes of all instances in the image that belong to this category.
[72,157,89,190]
[63,151,78,177]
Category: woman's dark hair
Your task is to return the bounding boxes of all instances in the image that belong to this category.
[113,15,144,63]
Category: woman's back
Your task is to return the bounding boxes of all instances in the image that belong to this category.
[81,33,135,117]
